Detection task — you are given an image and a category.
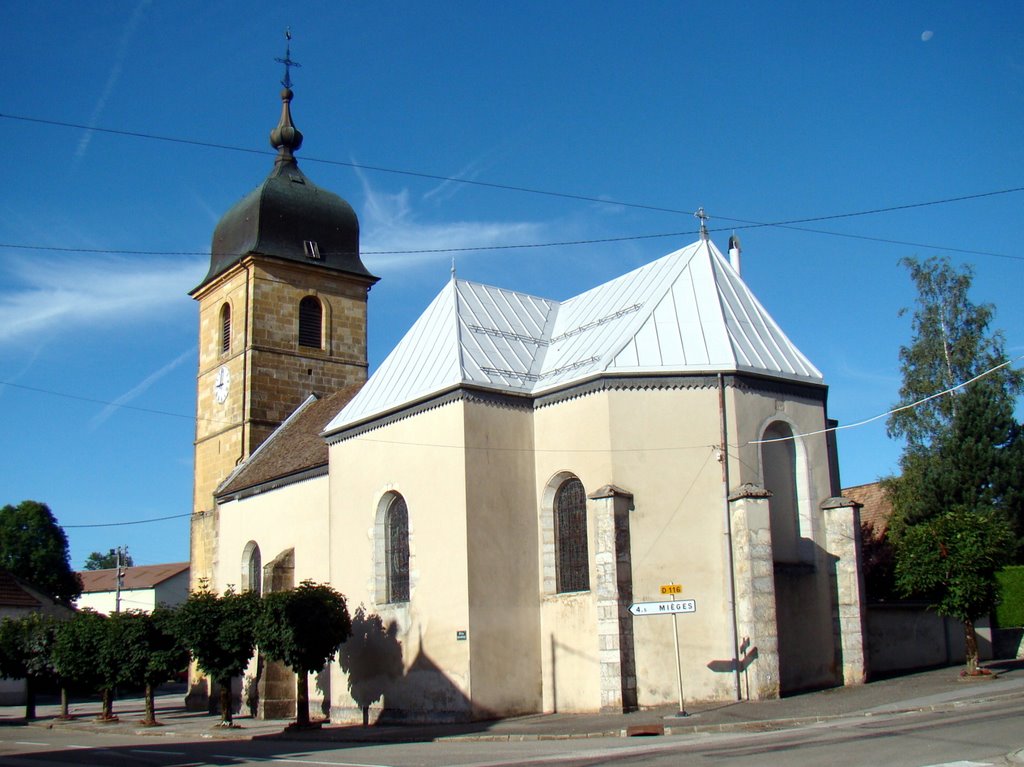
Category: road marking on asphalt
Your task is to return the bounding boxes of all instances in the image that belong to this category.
[131,749,188,755]
[14,742,48,746]
[920,762,993,767]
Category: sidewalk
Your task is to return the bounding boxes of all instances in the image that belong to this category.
[3,660,1022,744]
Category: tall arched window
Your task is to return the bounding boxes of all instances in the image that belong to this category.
[298,296,323,349]
[220,303,231,355]
[385,495,410,603]
[555,477,589,593]
[762,421,801,563]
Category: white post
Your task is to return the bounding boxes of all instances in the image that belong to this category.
[672,593,687,716]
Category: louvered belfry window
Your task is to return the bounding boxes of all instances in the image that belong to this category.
[555,477,590,593]
[220,303,231,355]
[298,296,323,349]
[385,495,410,603]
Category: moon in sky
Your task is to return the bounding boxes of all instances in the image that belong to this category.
[921,30,934,41]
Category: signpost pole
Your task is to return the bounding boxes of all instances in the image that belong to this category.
[671,593,687,716]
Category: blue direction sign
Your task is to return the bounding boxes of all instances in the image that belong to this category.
[629,599,696,616]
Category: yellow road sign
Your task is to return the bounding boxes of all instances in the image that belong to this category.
[660,584,682,595]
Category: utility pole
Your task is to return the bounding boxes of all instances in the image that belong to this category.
[114,546,128,614]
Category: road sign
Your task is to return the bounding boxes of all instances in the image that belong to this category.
[629,599,696,616]
[660,584,682,595]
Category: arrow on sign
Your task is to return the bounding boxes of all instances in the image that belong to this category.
[629,599,696,616]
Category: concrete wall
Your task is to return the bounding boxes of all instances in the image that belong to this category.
[604,385,736,707]
[866,604,995,676]
[534,390,610,712]
[216,474,332,717]
[726,382,842,694]
[328,402,473,723]
[0,678,25,706]
[211,375,853,721]
[77,589,155,615]
[463,400,542,717]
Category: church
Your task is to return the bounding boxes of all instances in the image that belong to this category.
[188,73,867,722]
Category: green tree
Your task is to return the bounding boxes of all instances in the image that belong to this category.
[887,256,1023,453]
[893,506,1015,674]
[113,609,190,725]
[51,610,109,718]
[0,500,82,605]
[84,549,134,571]
[176,586,261,726]
[0,613,60,720]
[886,256,1024,674]
[255,581,352,728]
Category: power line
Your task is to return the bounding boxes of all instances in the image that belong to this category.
[747,355,1024,447]
[1,381,195,420]
[1,111,1021,260]
[0,380,231,426]
[1,198,1021,261]
[64,512,193,528]
[0,111,693,215]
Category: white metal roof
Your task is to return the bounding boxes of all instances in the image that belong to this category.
[325,240,822,433]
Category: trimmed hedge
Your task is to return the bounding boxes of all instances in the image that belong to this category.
[996,566,1024,628]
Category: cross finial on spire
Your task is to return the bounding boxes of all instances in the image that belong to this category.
[694,207,709,241]
[275,27,302,90]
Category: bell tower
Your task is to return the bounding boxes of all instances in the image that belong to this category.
[188,49,378,593]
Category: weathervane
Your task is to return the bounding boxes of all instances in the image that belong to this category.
[694,207,709,241]
[275,27,302,89]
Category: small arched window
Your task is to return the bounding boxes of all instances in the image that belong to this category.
[241,541,262,595]
[385,495,410,603]
[298,296,323,349]
[220,303,231,355]
[555,477,589,593]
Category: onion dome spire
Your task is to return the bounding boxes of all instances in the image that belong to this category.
[270,28,303,164]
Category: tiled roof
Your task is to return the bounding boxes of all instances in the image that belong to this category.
[0,571,41,607]
[216,385,362,497]
[76,562,189,593]
[326,239,822,434]
[843,481,893,536]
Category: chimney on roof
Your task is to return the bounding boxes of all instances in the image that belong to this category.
[728,233,742,274]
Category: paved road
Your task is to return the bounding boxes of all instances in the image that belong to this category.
[1,694,1021,766]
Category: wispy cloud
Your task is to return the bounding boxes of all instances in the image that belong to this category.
[90,346,195,429]
[421,155,493,206]
[354,166,547,273]
[0,253,206,345]
[73,0,151,163]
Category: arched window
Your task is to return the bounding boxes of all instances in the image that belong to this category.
[298,296,323,349]
[241,541,262,595]
[220,303,231,355]
[555,477,589,593]
[762,421,801,563]
[385,495,410,603]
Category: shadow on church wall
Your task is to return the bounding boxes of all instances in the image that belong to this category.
[334,606,493,725]
[337,606,404,725]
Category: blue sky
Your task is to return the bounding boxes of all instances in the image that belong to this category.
[1,2,1021,568]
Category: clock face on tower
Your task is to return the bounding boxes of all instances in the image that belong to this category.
[213,365,231,404]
